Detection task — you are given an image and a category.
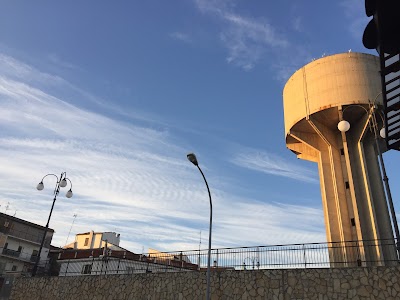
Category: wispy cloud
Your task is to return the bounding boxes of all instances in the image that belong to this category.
[194,0,289,70]
[291,16,303,33]
[48,53,81,70]
[231,147,318,183]
[0,53,324,253]
[169,32,192,43]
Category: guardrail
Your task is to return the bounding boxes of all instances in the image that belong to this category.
[56,239,399,276]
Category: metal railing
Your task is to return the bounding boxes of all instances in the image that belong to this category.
[0,247,40,263]
[56,239,399,276]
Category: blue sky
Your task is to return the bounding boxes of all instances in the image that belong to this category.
[0,0,398,253]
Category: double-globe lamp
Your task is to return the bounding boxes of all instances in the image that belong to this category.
[337,119,386,138]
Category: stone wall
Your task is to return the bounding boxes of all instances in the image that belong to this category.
[10,266,400,300]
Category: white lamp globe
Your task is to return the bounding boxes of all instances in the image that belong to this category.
[380,127,386,139]
[338,120,350,132]
[36,182,44,191]
[59,178,67,188]
[66,189,73,198]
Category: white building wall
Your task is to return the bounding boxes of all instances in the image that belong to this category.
[58,258,188,276]
[102,233,120,246]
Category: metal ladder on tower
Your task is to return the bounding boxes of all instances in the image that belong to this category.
[379,51,400,150]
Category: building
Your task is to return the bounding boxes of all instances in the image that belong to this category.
[63,230,121,250]
[283,52,397,266]
[0,212,54,297]
[0,212,54,275]
[148,248,191,263]
[57,233,197,276]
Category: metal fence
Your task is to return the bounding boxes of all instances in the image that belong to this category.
[56,239,399,276]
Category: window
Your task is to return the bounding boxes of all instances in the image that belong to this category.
[11,265,17,272]
[17,246,22,253]
[4,243,7,250]
[81,264,92,274]
[84,238,89,246]
[32,250,38,256]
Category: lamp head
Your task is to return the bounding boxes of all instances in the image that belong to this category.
[187,153,198,166]
[59,178,67,188]
[380,127,386,139]
[36,182,44,191]
[338,120,351,132]
[66,189,73,198]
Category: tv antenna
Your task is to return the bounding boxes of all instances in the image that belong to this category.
[64,214,77,247]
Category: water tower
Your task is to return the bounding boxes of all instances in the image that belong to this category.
[283,52,397,266]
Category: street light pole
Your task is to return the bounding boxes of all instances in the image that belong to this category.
[32,172,73,277]
[370,106,400,255]
[187,153,212,300]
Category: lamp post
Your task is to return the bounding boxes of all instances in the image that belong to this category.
[338,103,400,256]
[32,172,73,277]
[187,153,212,300]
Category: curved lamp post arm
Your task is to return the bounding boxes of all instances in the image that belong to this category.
[39,173,59,182]
[65,177,73,190]
[196,165,213,221]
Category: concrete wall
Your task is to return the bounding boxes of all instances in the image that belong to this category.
[10,266,400,300]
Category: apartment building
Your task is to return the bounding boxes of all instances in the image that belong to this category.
[0,212,54,276]
[63,230,121,250]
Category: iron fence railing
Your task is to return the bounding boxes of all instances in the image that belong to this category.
[56,239,399,276]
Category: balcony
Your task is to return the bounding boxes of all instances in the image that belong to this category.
[1,248,39,263]
[2,248,21,258]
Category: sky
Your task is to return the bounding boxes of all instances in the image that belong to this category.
[0,0,398,254]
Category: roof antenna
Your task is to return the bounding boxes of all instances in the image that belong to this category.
[199,230,202,251]
[65,214,77,247]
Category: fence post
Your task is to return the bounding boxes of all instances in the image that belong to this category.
[215,249,219,268]
[116,258,120,274]
[91,255,95,275]
[65,259,70,276]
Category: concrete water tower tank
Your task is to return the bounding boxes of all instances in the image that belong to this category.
[283,52,397,266]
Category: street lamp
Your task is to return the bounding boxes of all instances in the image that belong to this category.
[32,172,73,276]
[187,153,212,300]
[338,102,400,256]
